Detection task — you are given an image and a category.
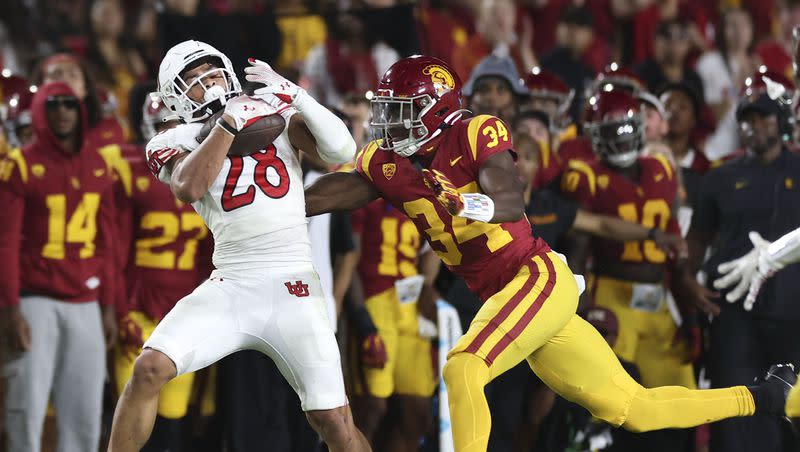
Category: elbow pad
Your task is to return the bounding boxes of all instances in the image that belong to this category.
[293,91,356,164]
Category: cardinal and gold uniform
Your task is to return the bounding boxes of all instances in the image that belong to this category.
[349,199,436,398]
[356,115,755,452]
[101,144,212,419]
[561,155,695,389]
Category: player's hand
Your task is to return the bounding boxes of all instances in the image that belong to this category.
[652,230,688,259]
[714,231,773,310]
[244,58,303,105]
[101,305,118,351]
[421,169,464,216]
[673,318,703,364]
[221,94,274,132]
[0,306,31,353]
[360,333,388,369]
[118,313,145,359]
[677,271,720,317]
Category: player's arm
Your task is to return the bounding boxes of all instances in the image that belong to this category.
[245,59,356,164]
[422,151,525,223]
[305,171,379,216]
[572,210,687,257]
[167,97,274,203]
[0,156,31,352]
[417,247,442,328]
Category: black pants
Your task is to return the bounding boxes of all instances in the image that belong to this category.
[708,308,800,452]
[216,350,319,452]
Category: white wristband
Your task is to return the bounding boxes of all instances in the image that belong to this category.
[459,193,495,223]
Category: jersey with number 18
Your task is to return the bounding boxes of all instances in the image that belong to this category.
[144,99,311,271]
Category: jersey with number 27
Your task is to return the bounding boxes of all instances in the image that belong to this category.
[144,98,312,270]
[356,115,550,302]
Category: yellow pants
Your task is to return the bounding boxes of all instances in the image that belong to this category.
[787,375,800,417]
[443,252,755,452]
[114,311,195,419]
[350,287,437,398]
[593,275,696,388]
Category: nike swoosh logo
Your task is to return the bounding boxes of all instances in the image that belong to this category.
[654,173,664,182]
[94,169,105,177]
[450,156,462,166]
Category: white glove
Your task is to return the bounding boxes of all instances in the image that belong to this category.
[244,58,304,105]
[417,315,438,340]
[714,231,772,310]
[222,94,275,131]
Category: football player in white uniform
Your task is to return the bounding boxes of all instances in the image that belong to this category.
[107,40,371,452]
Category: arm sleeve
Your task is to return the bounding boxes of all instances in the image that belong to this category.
[0,159,24,308]
[293,90,357,164]
[329,210,355,256]
[689,171,720,234]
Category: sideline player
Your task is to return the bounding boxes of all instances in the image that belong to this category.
[561,88,697,450]
[304,55,796,452]
[106,40,370,452]
[348,198,440,451]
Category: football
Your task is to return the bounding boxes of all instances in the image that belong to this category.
[196,109,286,156]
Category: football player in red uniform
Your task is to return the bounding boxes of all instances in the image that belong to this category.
[0,81,118,452]
[348,199,439,451]
[102,95,213,451]
[561,88,699,450]
[305,56,794,451]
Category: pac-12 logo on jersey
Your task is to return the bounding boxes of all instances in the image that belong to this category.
[285,281,310,297]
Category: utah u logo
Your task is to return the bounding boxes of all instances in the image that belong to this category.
[285,280,310,297]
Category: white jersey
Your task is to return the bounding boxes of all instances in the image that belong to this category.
[145,101,312,271]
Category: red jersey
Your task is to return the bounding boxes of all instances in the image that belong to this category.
[102,144,212,319]
[0,82,116,307]
[352,199,423,299]
[534,136,596,189]
[356,115,549,301]
[561,155,680,267]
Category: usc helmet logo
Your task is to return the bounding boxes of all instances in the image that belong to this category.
[423,65,455,95]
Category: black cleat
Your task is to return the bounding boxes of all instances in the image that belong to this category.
[751,363,797,417]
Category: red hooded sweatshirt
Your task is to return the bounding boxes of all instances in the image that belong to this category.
[0,81,116,308]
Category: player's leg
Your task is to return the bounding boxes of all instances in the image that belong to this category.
[528,314,761,432]
[109,276,243,452]
[50,301,106,452]
[443,252,578,452]
[386,301,437,452]
[350,288,398,441]
[3,296,59,452]
[254,268,370,452]
[114,311,194,452]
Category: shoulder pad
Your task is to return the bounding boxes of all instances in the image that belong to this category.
[562,159,597,196]
[355,141,382,182]
[0,148,27,183]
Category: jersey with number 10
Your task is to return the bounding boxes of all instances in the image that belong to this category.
[144,97,313,270]
[356,115,550,302]
[560,155,679,266]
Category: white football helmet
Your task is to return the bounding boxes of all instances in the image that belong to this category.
[157,40,241,123]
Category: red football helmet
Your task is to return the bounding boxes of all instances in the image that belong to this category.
[585,88,645,168]
[522,67,574,126]
[141,92,176,141]
[591,63,645,96]
[370,55,465,157]
[0,73,36,147]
